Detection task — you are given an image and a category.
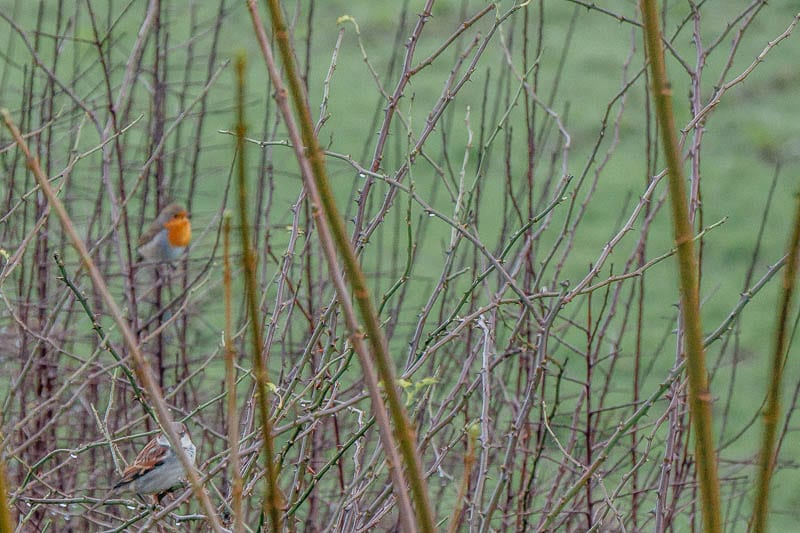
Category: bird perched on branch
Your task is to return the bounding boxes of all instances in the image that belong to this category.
[137,204,192,263]
[114,422,196,503]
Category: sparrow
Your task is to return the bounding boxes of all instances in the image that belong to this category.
[137,203,192,263]
[114,422,196,502]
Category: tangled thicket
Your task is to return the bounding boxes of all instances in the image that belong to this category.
[1,1,799,531]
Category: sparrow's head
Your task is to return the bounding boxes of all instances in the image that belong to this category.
[155,422,189,447]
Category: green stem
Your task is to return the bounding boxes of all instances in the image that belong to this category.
[638,2,722,531]
[234,54,283,532]
[0,458,13,533]
[223,211,245,533]
[53,253,154,421]
[751,192,800,532]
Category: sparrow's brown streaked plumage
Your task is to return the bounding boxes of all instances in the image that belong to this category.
[114,422,196,500]
[137,203,192,262]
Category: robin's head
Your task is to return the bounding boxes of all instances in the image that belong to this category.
[157,203,188,221]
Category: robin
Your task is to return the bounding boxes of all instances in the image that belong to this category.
[137,203,192,263]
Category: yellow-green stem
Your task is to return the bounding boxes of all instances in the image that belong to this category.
[234,54,283,531]
[751,192,800,532]
[223,211,245,533]
[638,2,722,532]
[0,458,13,533]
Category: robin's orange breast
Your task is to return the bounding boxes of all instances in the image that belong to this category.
[164,218,191,248]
